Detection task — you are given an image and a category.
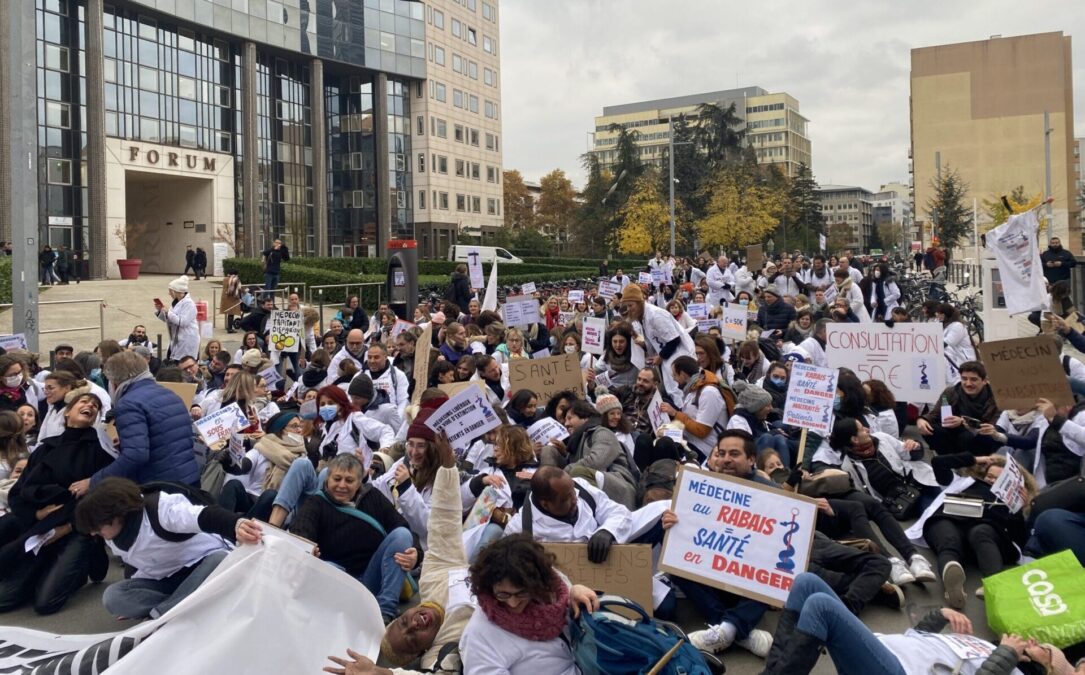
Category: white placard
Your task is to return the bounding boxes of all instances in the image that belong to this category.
[390,319,415,339]
[527,417,570,446]
[696,318,719,334]
[917,633,996,661]
[195,402,247,448]
[213,242,228,277]
[558,311,576,326]
[424,383,502,451]
[940,405,954,424]
[638,272,653,285]
[782,362,839,436]
[269,310,303,353]
[659,465,819,607]
[825,323,944,404]
[720,304,748,341]
[651,270,664,287]
[532,348,553,360]
[0,333,29,351]
[581,317,606,356]
[687,303,708,319]
[521,281,537,295]
[598,280,622,298]
[228,433,246,465]
[567,290,584,304]
[258,365,283,389]
[990,455,1026,513]
[985,210,1046,316]
[647,390,669,432]
[818,233,826,252]
[501,296,539,329]
[466,247,485,289]
[631,342,646,369]
[594,370,613,389]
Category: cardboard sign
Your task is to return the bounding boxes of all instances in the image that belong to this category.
[647,390,669,432]
[581,317,606,356]
[412,324,434,404]
[990,454,1027,514]
[782,362,840,436]
[507,352,584,404]
[637,272,653,285]
[567,290,584,304]
[825,323,944,404]
[466,247,485,289]
[687,303,708,320]
[527,417,570,446]
[160,382,199,409]
[269,310,303,352]
[195,403,247,449]
[720,304,748,341]
[598,280,622,299]
[501,296,540,329]
[0,334,29,351]
[976,335,1074,410]
[424,384,502,451]
[746,244,764,272]
[521,281,537,295]
[660,465,818,607]
[544,543,655,617]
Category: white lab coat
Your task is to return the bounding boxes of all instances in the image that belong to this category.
[706,264,735,306]
[157,294,199,361]
[503,478,633,543]
[634,303,695,403]
[942,322,976,385]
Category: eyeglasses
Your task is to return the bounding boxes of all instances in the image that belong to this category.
[493,590,531,601]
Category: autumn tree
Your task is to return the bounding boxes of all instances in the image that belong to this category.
[981,185,1045,233]
[536,169,578,242]
[926,167,972,255]
[696,163,784,252]
[502,169,535,230]
[616,171,676,255]
[825,221,853,252]
[785,163,825,253]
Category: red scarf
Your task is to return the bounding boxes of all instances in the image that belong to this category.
[476,572,569,642]
[545,306,561,330]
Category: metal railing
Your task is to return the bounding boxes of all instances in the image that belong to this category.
[0,298,106,347]
[947,262,983,288]
[307,283,384,332]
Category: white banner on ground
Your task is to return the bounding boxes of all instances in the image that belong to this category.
[659,465,818,607]
[194,402,247,448]
[985,210,1047,316]
[825,322,944,404]
[269,310,303,352]
[501,296,539,329]
[527,417,570,446]
[467,247,485,289]
[720,304,748,341]
[425,384,502,451]
[782,362,840,436]
[0,534,383,673]
[581,317,606,355]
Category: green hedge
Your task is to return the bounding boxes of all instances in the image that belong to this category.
[0,258,10,305]
[520,256,646,270]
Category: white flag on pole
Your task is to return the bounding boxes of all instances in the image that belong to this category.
[482,256,499,312]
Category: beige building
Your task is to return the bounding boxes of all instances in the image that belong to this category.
[910,32,1078,251]
[816,185,874,252]
[591,87,812,178]
[412,0,505,260]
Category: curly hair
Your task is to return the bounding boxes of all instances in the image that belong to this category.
[74,477,145,534]
[468,533,557,605]
[494,425,535,467]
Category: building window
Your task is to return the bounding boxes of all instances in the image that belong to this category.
[454,124,464,142]
[487,198,498,214]
[435,118,447,138]
[416,115,424,135]
[483,68,493,86]
[468,95,479,113]
[467,0,476,11]
[468,61,478,79]
[455,159,466,177]
[453,89,464,108]
[471,163,480,180]
[451,19,461,38]
[44,44,69,71]
[484,101,498,119]
[418,190,426,209]
[483,35,494,53]
[433,9,444,29]
[434,82,446,102]
[469,129,479,146]
[472,196,481,213]
[433,45,445,66]
[436,155,448,173]
[46,158,71,185]
[468,28,477,46]
[418,153,425,172]
[486,166,498,183]
[439,192,449,209]
[456,194,466,211]
[485,133,496,151]
[452,54,463,73]
[482,2,493,20]
[45,101,70,128]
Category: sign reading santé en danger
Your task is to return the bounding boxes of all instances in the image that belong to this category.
[507,352,583,404]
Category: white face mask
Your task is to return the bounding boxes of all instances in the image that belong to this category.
[564,345,577,354]
[285,432,305,445]
[3,375,22,388]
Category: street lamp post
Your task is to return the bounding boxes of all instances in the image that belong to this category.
[667,116,693,257]
[1044,110,1054,240]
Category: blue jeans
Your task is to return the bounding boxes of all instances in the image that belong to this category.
[272,459,327,526]
[359,526,413,619]
[467,522,505,563]
[104,550,227,619]
[756,432,791,468]
[264,272,280,293]
[1033,509,1085,566]
[669,575,767,639]
[787,573,906,675]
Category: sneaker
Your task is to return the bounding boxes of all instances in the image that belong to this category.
[877,582,905,610]
[942,561,966,609]
[975,586,985,599]
[689,624,736,654]
[889,557,916,585]
[735,629,773,658]
[909,554,937,583]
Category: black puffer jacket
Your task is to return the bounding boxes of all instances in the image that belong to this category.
[445,271,473,313]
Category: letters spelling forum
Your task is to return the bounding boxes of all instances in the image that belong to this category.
[685,478,792,591]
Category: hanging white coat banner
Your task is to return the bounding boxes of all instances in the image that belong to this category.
[985,210,1047,316]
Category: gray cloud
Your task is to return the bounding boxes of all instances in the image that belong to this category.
[499,0,1085,192]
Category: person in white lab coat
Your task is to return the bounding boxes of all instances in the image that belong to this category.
[706,256,735,307]
[620,283,695,403]
[155,275,200,362]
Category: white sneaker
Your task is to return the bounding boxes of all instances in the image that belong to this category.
[942,561,966,609]
[975,586,985,599]
[909,554,936,583]
[889,557,916,585]
[735,629,773,658]
[688,623,736,654]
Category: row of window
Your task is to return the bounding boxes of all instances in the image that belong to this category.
[417,153,500,184]
[747,102,785,113]
[421,115,500,152]
[418,189,501,216]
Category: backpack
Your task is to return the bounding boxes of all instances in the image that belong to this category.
[141,481,216,543]
[757,336,781,363]
[568,596,713,675]
[636,459,678,505]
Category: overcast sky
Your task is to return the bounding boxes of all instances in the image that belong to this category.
[499,1,1085,192]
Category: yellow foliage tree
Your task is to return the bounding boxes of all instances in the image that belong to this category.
[616,173,678,255]
[696,166,784,251]
[981,186,1046,233]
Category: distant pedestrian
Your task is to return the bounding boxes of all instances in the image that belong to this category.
[262,238,290,294]
[913,250,923,272]
[444,263,472,315]
[194,247,208,280]
[55,245,70,284]
[599,259,609,278]
[183,245,196,276]
[38,246,56,285]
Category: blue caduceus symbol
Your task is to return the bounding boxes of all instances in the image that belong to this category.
[775,508,802,573]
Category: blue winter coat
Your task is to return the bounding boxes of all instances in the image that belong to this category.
[91,379,199,486]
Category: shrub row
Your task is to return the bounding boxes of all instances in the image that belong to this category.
[0,258,11,305]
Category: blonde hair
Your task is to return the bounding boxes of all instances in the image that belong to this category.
[222,371,258,406]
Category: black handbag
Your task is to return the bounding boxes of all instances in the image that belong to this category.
[1030,475,1085,517]
[882,481,923,520]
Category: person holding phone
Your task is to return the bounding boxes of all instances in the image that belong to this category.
[155,276,199,363]
[917,361,1001,456]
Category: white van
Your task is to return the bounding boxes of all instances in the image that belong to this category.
[447,245,523,264]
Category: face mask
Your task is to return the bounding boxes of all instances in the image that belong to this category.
[318,405,339,422]
[832,397,842,411]
[285,432,305,445]
[3,375,21,388]
[770,376,786,387]
[740,299,749,306]
[564,345,577,354]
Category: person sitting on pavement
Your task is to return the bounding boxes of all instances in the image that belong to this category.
[917,360,1001,456]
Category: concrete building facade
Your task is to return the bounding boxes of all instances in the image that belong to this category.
[910,32,1078,251]
[591,87,811,178]
[816,184,874,253]
[872,181,914,251]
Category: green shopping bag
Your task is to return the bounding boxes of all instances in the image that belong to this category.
[984,549,1085,648]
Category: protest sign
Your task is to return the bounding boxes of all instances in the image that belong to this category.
[631,342,646,369]
[976,335,1074,410]
[660,465,818,607]
[501,295,540,329]
[985,210,1046,315]
[532,348,552,359]
[598,280,622,298]
[696,318,719,334]
[527,417,570,446]
[259,365,283,390]
[160,382,198,409]
[508,352,583,404]
[269,310,302,352]
[720,304,748,341]
[819,233,827,252]
[651,270,664,287]
[687,303,708,319]
[466,247,485,289]
[437,380,488,398]
[195,403,247,449]
[568,290,584,304]
[637,271,653,285]
[412,324,434,404]
[0,333,28,351]
[746,244,764,272]
[782,362,839,436]
[390,319,415,339]
[647,390,669,432]
[581,317,606,355]
[559,311,576,326]
[424,384,501,450]
[825,322,944,404]
[594,370,612,389]
[545,543,654,617]
[521,281,537,295]
[990,454,1027,514]
[228,433,246,465]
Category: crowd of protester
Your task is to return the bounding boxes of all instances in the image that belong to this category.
[0,243,1083,675]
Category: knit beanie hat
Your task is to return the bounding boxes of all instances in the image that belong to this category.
[168,275,190,293]
[301,368,327,388]
[595,394,621,416]
[737,385,773,413]
[762,284,781,298]
[407,408,437,442]
[265,411,299,435]
[348,374,375,401]
[621,283,645,303]
[241,349,264,369]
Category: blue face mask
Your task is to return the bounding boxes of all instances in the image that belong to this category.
[318,405,339,422]
[770,376,786,387]
[832,397,842,411]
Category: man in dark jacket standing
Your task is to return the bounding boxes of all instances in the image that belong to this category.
[193,247,208,280]
[756,285,797,337]
[1041,236,1076,284]
[262,238,290,293]
[445,263,473,314]
[183,245,196,276]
